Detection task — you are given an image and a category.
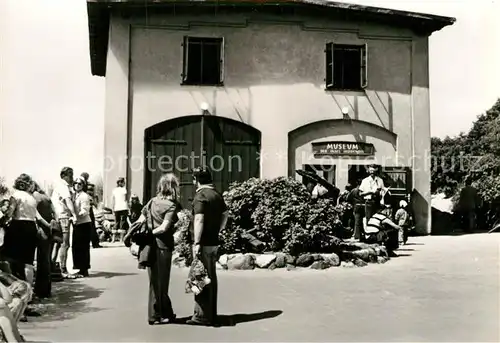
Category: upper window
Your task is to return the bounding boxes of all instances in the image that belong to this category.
[182,36,224,86]
[325,43,367,91]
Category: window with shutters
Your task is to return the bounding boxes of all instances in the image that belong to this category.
[325,43,367,91]
[182,36,224,86]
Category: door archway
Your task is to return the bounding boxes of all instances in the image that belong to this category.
[144,115,261,209]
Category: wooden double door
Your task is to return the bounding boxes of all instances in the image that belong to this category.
[144,115,261,209]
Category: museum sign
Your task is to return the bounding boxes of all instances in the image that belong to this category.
[312,141,375,156]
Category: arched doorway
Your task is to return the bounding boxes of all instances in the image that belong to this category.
[144,115,261,209]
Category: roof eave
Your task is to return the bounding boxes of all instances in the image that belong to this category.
[86,1,456,77]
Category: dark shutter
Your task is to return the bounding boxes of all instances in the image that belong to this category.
[325,42,335,89]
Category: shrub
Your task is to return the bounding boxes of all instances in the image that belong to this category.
[174,177,348,264]
[221,177,345,256]
[173,209,193,266]
[250,177,311,251]
[283,198,344,256]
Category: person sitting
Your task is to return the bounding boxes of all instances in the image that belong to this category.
[0,261,32,341]
[128,195,143,224]
[364,206,401,256]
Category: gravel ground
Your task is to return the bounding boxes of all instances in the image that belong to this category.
[20,233,500,342]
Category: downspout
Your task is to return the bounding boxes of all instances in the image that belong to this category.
[126,24,133,197]
[409,39,416,230]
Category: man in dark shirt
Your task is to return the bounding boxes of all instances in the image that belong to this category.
[186,168,228,327]
[457,178,481,232]
[32,183,55,298]
[81,172,101,248]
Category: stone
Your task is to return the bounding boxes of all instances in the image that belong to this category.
[353,258,368,267]
[377,256,389,264]
[274,253,287,268]
[321,253,341,267]
[341,261,356,268]
[347,248,378,263]
[216,262,227,270]
[285,254,296,265]
[340,241,374,251]
[255,254,277,268]
[227,254,255,270]
[286,264,296,271]
[377,246,389,258]
[268,262,277,270]
[310,261,331,270]
[295,254,314,267]
[312,254,324,261]
[218,254,229,267]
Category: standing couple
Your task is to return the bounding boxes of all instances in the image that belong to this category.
[128,168,228,326]
[51,167,93,278]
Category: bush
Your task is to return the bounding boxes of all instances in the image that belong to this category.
[173,209,193,267]
[221,177,346,256]
[174,177,348,264]
[283,198,344,256]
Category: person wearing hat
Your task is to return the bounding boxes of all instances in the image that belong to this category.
[359,164,385,220]
[395,200,410,245]
[186,167,228,327]
[51,167,77,277]
[80,172,101,249]
[111,177,129,243]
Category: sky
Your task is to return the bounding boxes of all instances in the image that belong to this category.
[1,0,499,186]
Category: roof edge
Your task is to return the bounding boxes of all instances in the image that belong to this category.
[86,0,456,77]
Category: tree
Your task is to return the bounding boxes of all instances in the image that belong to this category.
[431,98,500,228]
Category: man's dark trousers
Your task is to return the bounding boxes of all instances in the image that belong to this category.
[192,246,218,324]
[353,204,365,240]
[89,207,100,247]
[365,200,377,220]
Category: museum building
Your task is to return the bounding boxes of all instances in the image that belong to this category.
[86,0,455,234]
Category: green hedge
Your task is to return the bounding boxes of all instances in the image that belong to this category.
[174,177,349,264]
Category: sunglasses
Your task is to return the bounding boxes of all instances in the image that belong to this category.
[75,182,84,186]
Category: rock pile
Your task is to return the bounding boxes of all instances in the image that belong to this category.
[172,240,390,270]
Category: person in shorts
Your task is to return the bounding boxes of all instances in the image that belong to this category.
[51,167,77,276]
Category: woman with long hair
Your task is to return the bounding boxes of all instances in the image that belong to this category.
[131,173,181,325]
[72,176,92,277]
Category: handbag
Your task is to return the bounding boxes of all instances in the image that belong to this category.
[124,201,154,248]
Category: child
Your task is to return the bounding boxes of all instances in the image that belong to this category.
[395,200,410,245]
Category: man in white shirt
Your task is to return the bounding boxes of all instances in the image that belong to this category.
[111,177,129,243]
[359,164,385,220]
[51,167,77,275]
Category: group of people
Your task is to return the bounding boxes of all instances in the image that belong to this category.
[0,167,96,341]
[125,168,228,327]
[307,164,412,254]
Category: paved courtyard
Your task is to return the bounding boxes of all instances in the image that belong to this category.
[21,234,499,342]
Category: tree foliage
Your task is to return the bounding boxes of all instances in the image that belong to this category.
[431,98,500,226]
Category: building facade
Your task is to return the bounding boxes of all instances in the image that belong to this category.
[87,0,454,234]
